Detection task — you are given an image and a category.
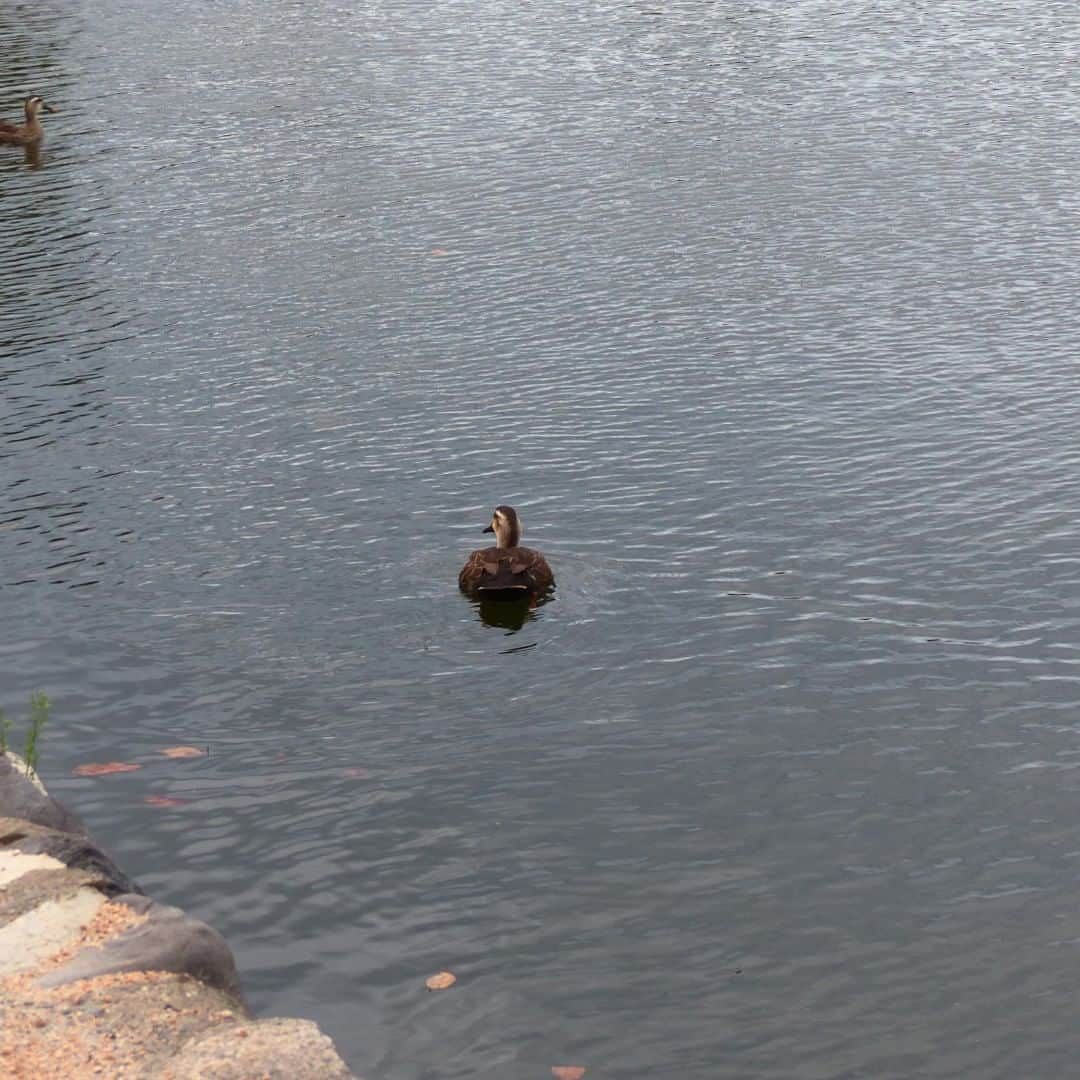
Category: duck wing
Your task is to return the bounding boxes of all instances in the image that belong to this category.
[514,547,555,592]
[458,547,528,595]
[459,547,502,593]
[0,119,21,135]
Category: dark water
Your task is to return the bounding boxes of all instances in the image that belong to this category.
[5,2,1080,1076]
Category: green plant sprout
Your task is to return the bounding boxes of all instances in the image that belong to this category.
[24,692,50,775]
[0,694,50,775]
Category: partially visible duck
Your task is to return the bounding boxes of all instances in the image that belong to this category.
[458,505,555,599]
[0,96,58,146]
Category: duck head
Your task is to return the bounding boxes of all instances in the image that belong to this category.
[483,505,522,549]
[25,96,57,120]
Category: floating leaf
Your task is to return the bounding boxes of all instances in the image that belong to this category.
[72,762,141,777]
[429,248,448,257]
[144,795,187,807]
[551,1069,586,1080]
[342,767,369,780]
[160,746,206,759]
[425,971,456,990]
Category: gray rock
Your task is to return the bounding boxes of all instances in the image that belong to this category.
[0,756,357,1076]
[0,864,119,928]
[0,848,66,888]
[38,894,246,1003]
[0,817,140,896]
[166,1017,358,1080]
[0,886,104,974]
[0,754,84,835]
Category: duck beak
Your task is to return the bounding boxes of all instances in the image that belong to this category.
[483,525,494,533]
[43,104,57,113]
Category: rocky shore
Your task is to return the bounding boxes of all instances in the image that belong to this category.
[0,752,357,1079]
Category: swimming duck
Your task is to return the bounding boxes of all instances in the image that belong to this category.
[0,96,58,146]
[458,505,555,598]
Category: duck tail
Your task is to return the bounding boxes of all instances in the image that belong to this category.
[474,558,533,597]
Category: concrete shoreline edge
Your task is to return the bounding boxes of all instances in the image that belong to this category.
[0,751,358,1079]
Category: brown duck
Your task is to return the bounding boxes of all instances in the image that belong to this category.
[458,505,555,599]
[0,96,58,146]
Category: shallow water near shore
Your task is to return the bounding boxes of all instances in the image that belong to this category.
[5,2,1080,1076]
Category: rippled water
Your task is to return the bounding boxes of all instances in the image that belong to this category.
[5,2,1080,1076]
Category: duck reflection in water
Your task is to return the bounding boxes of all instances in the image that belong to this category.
[470,592,551,632]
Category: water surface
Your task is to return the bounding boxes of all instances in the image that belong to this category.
[4,2,1080,1076]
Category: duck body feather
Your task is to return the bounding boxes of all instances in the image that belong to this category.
[0,97,56,146]
[458,544,555,598]
[0,119,41,146]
